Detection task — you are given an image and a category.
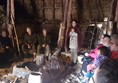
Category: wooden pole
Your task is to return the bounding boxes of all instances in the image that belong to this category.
[57,0,68,49]
[63,0,69,26]
[11,0,21,56]
[75,0,80,19]
[57,22,65,48]
[109,0,117,21]
[11,15,21,56]
[109,0,118,34]
[61,0,64,19]
[11,0,14,19]
[6,0,10,24]
[67,0,72,30]
[42,0,45,22]
[52,0,55,22]
[6,0,15,49]
[115,0,118,32]
[115,0,118,22]
[98,0,104,18]
[96,0,104,21]
[64,0,72,52]
[63,0,69,51]
[87,0,93,21]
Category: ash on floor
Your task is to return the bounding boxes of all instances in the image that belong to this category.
[0,55,82,83]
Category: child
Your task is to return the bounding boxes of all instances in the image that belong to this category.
[81,46,111,83]
[69,28,78,66]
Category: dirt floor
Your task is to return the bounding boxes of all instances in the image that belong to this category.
[0,21,59,80]
[0,56,33,79]
[0,21,82,82]
[0,26,58,81]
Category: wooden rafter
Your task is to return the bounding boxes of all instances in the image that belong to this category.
[63,0,69,26]
[42,0,45,21]
[52,0,55,22]
[96,0,104,21]
[61,0,64,19]
[87,0,93,22]
[64,0,72,52]
[75,0,81,19]
[6,0,10,24]
[6,0,21,56]
[114,0,118,22]
[110,0,117,21]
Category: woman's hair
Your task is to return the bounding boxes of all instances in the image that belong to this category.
[98,46,110,57]
[111,34,118,45]
[95,59,118,83]
[103,34,111,39]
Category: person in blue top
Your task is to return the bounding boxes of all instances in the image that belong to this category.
[88,46,111,71]
[81,46,111,83]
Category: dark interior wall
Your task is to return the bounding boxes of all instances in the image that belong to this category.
[15,0,34,20]
[77,0,112,23]
[0,0,112,23]
[15,0,78,22]
[0,0,113,48]
[13,0,79,44]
